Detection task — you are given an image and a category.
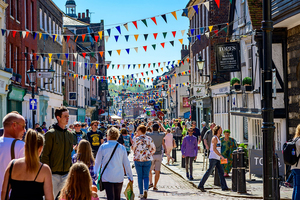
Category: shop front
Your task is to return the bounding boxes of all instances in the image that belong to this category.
[0,70,12,120]
[7,85,26,114]
[77,108,86,123]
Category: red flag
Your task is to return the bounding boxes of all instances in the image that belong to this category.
[12,31,16,37]
[215,0,220,8]
[161,43,165,48]
[153,33,158,39]
[213,30,219,36]
[143,46,147,52]
[117,64,120,69]
[132,21,138,29]
[141,72,144,76]
[94,35,99,42]
[73,62,76,67]
[151,70,153,74]
[82,52,86,58]
[82,34,86,41]
[158,62,161,67]
[148,63,151,68]
[66,36,70,43]
[172,31,176,37]
[151,17,157,25]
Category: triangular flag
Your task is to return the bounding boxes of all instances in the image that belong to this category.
[107,29,111,36]
[153,33,158,39]
[74,53,78,59]
[108,51,112,56]
[163,32,167,38]
[200,27,204,34]
[170,41,174,46]
[178,38,183,44]
[138,64,141,69]
[141,19,148,27]
[161,42,165,48]
[132,21,138,29]
[65,35,70,43]
[205,32,210,38]
[126,48,130,54]
[82,34,86,42]
[143,64,146,68]
[197,35,201,40]
[12,31,17,38]
[172,31,176,38]
[223,27,228,33]
[148,63,151,68]
[193,5,199,14]
[204,2,210,11]
[151,17,157,25]
[152,44,156,50]
[116,26,121,34]
[61,60,64,66]
[124,23,129,31]
[114,35,119,42]
[107,64,110,69]
[181,30,185,36]
[161,14,167,23]
[99,51,104,57]
[117,49,121,55]
[209,26,213,32]
[39,32,42,39]
[105,36,109,42]
[134,47,138,53]
[213,30,219,36]
[143,46,147,52]
[144,34,148,41]
[22,31,26,38]
[125,35,129,42]
[1,29,6,36]
[82,52,86,58]
[57,54,60,59]
[183,8,188,17]
[215,0,220,8]
[191,29,195,35]
[33,32,37,40]
[94,35,99,42]
[26,32,29,38]
[134,34,139,41]
[98,31,103,40]
[171,11,177,20]
[65,53,69,59]
[161,68,163,72]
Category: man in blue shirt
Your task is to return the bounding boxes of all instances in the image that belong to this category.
[192,121,201,142]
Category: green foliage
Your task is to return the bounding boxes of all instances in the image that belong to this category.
[242,77,252,85]
[63,100,68,107]
[230,77,240,86]
[239,143,248,158]
[108,83,147,97]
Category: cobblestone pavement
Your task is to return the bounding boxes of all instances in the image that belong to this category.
[98,162,259,199]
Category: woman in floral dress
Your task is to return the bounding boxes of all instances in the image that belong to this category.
[132,125,156,199]
[220,129,237,177]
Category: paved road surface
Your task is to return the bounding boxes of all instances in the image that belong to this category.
[98,164,258,200]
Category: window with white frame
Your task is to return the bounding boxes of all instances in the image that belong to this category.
[44,12,47,32]
[25,47,28,84]
[248,48,253,78]
[15,0,19,21]
[9,43,12,69]
[39,9,43,29]
[252,119,262,149]
[206,6,208,31]
[239,0,246,25]
[10,0,13,17]
[59,27,62,44]
[53,21,55,35]
[24,0,28,29]
[202,4,205,31]
[49,17,51,34]
[40,58,44,88]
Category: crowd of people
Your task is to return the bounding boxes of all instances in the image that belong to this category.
[7,106,300,199]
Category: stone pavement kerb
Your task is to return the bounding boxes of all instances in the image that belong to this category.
[161,149,293,200]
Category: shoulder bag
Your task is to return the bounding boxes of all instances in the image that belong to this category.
[5,160,15,200]
[97,143,119,191]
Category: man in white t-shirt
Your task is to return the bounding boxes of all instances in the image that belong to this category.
[0,112,25,194]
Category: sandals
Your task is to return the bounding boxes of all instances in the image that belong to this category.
[153,187,158,191]
[148,183,153,189]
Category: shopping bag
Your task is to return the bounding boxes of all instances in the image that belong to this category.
[124,181,135,200]
[220,158,228,164]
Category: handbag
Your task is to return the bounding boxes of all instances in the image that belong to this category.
[5,160,15,200]
[97,143,119,191]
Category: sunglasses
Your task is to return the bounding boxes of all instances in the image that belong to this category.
[14,121,26,129]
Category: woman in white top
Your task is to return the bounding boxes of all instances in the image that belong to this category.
[197,125,229,192]
[291,124,300,200]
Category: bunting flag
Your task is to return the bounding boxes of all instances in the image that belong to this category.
[196,35,201,40]
[105,36,109,42]
[116,26,121,34]
[200,27,204,34]
[152,44,156,50]
[99,51,104,57]
[143,46,147,52]
[223,27,228,33]
[151,17,157,25]
[170,41,174,46]
[123,23,129,31]
[161,14,167,23]
[191,29,195,35]
[172,31,176,38]
[48,54,52,63]
[114,35,119,42]
[74,53,78,59]
[215,0,220,8]
[39,32,42,39]
[205,32,210,38]
[61,60,64,66]
[94,35,99,42]
[141,19,148,27]
[107,29,111,36]
[178,38,183,44]
[209,26,213,32]
[108,51,112,56]
[134,47,138,53]
[161,42,165,48]
[82,52,86,58]
[163,32,167,38]
[1,29,6,36]
[99,31,103,40]
[181,30,185,36]
[125,35,129,41]
[126,48,130,54]
[117,49,121,55]
[134,34,139,41]
[153,33,158,40]
[193,5,199,14]
[213,30,219,36]
[183,8,188,17]
[82,34,86,42]
[161,68,163,72]
[171,11,177,20]
[132,21,138,29]
[107,64,110,69]
[138,64,141,69]
[144,34,148,41]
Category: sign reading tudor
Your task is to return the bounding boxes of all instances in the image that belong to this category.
[215,42,241,72]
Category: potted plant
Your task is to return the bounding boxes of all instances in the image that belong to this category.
[242,77,253,92]
[230,77,241,91]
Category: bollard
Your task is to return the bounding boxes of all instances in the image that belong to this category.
[237,147,246,193]
[172,148,177,162]
[214,167,221,186]
[232,150,238,192]
[181,157,185,168]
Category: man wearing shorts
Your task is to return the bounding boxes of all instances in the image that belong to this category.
[147,122,166,191]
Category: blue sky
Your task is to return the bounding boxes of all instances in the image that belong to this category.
[53,0,190,80]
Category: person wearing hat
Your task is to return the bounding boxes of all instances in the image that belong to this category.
[200,122,208,152]
[73,121,87,145]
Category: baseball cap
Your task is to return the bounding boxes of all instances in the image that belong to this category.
[73,121,81,125]
[201,121,206,125]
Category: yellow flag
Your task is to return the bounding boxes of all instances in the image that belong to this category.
[154,86,156,88]
[110,80,112,83]
[174,74,177,77]
[209,26,213,32]
[48,54,52,63]
[122,75,124,79]
[183,83,185,86]
[39,33,42,39]
[178,60,180,65]
[178,38,183,44]
[96,64,98,69]
[117,49,121,55]
[54,34,57,41]
[134,34,139,41]
[161,68,163,72]
[99,31,103,40]
[171,11,177,20]
[73,74,76,78]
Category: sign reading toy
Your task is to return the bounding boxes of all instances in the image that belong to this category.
[215,42,241,72]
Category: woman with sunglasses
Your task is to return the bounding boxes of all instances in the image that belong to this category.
[197,125,229,192]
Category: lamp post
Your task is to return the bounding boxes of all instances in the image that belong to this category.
[261,0,277,199]
[26,62,36,128]
[107,93,110,124]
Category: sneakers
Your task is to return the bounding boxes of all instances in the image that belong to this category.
[186,172,189,178]
[138,194,144,198]
[198,186,206,192]
[143,190,148,199]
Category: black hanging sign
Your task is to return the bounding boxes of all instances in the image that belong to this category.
[215,42,241,72]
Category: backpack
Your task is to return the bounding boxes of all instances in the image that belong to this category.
[283,137,300,165]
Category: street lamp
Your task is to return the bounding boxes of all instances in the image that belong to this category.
[196,54,205,71]
[107,93,110,124]
[26,62,36,128]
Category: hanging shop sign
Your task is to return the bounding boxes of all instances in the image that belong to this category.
[99,80,108,91]
[69,92,77,100]
[215,42,241,72]
[182,97,190,107]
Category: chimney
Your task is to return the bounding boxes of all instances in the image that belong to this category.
[182,44,184,50]
[86,9,89,18]
[78,13,81,18]
[185,45,187,50]
[82,12,85,18]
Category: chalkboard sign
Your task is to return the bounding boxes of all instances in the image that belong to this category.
[215,42,241,72]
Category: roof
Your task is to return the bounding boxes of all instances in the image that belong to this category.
[248,0,263,30]
[63,15,89,27]
[66,0,76,6]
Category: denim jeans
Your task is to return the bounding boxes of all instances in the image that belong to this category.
[292,169,300,200]
[134,161,152,194]
[198,159,228,190]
